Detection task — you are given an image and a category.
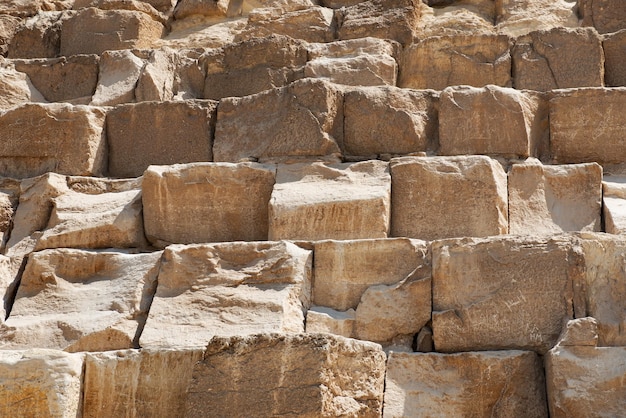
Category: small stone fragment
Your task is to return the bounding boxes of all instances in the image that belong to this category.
[91,49,145,106]
[305,306,355,338]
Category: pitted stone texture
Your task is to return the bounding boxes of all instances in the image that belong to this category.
[269,161,390,241]
[83,348,203,418]
[496,0,579,37]
[173,0,228,19]
[550,88,626,164]
[603,30,626,87]
[91,50,144,106]
[578,0,626,34]
[0,178,20,251]
[390,156,508,240]
[106,100,217,178]
[0,350,84,418]
[0,15,21,56]
[439,85,547,158]
[603,178,626,234]
[344,86,437,157]
[0,249,161,352]
[214,79,343,162]
[399,35,512,90]
[512,27,604,91]
[140,241,311,349]
[73,0,167,24]
[508,161,602,235]
[8,11,64,58]
[0,60,46,110]
[432,235,580,353]
[142,162,275,247]
[384,350,548,418]
[185,334,386,418]
[416,0,496,39]
[306,306,355,338]
[313,238,429,311]
[235,7,335,43]
[0,103,106,178]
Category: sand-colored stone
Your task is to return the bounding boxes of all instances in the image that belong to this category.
[140,241,311,348]
[416,0,496,39]
[0,59,45,110]
[512,27,604,91]
[508,161,602,234]
[0,0,73,16]
[91,49,144,106]
[0,15,21,56]
[384,350,548,418]
[0,103,106,178]
[269,161,390,241]
[173,0,229,19]
[214,78,343,162]
[8,11,65,58]
[106,100,217,178]
[0,255,22,323]
[496,0,579,37]
[432,235,580,353]
[0,349,84,418]
[185,333,386,418]
[603,29,626,87]
[578,0,626,34]
[390,156,508,240]
[439,85,547,158]
[0,249,161,352]
[0,178,20,251]
[550,88,626,164]
[602,178,626,234]
[142,162,275,247]
[344,86,437,157]
[305,306,355,338]
[399,35,512,90]
[73,0,167,24]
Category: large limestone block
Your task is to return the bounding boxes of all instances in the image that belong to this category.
[235,7,335,43]
[0,350,84,418]
[306,306,355,338]
[91,49,145,106]
[185,334,386,417]
[106,100,217,178]
[508,161,602,235]
[173,0,228,19]
[399,35,512,90]
[578,0,626,34]
[313,238,428,310]
[496,0,579,37]
[0,249,162,352]
[439,85,546,158]
[269,161,390,241]
[0,103,106,178]
[415,0,496,39]
[550,88,626,164]
[603,29,626,87]
[384,350,548,418]
[73,0,167,23]
[214,78,343,162]
[140,241,312,349]
[603,178,626,234]
[512,27,604,91]
[344,86,437,157]
[203,35,307,100]
[0,15,21,56]
[432,235,581,353]
[142,162,275,247]
[83,348,203,418]
[60,8,164,56]
[390,156,508,240]
[0,60,45,110]
[8,11,64,58]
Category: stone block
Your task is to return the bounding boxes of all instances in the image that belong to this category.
[399,35,512,90]
[603,29,626,87]
[214,78,343,162]
[0,0,71,17]
[106,100,217,178]
[73,0,167,24]
[235,7,335,43]
[508,161,602,234]
[0,249,161,352]
[415,0,496,39]
[432,235,581,353]
[495,0,579,37]
[305,306,355,338]
[550,88,626,164]
[344,86,437,157]
[185,334,386,417]
[269,161,390,241]
[142,162,275,247]
[602,178,626,234]
[0,178,20,251]
[384,350,548,417]
[8,11,64,58]
[439,85,547,158]
[0,103,106,178]
[0,60,44,111]
[91,49,144,106]
[390,156,508,240]
[0,350,84,417]
[0,15,21,56]
[139,241,311,349]
[512,27,604,91]
[578,0,626,34]
[173,0,228,19]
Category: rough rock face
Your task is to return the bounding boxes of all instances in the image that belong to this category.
[602,178,626,234]
[603,30,626,87]
[90,49,144,106]
[236,7,336,43]
[578,0,626,34]
[496,0,579,36]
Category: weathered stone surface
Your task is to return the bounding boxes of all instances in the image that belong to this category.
[203,35,307,100]
[214,78,343,162]
[508,160,602,234]
[416,0,496,39]
[106,100,217,178]
[0,14,21,56]
[0,249,161,352]
[8,11,64,58]
[0,255,22,322]
[512,27,604,91]
[603,29,626,87]
[235,7,335,43]
[496,0,579,37]
[73,0,167,24]
[432,235,580,353]
[269,161,390,241]
[83,348,203,418]
[439,85,547,158]
[173,0,229,20]
[0,349,84,417]
[399,35,512,90]
[0,103,106,178]
[313,238,428,310]
[185,334,386,417]
[60,8,164,56]
[0,59,45,110]
[384,350,548,418]
[306,306,355,338]
[344,86,437,157]
[140,242,311,348]
[578,0,626,34]
[550,88,626,164]
[0,0,72,17]
[158,17,246,49]
[390,156,508,240]
[91,49,144,106]
[0,177,20,251]
[603,178,626,234]
[142,162,275,247]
